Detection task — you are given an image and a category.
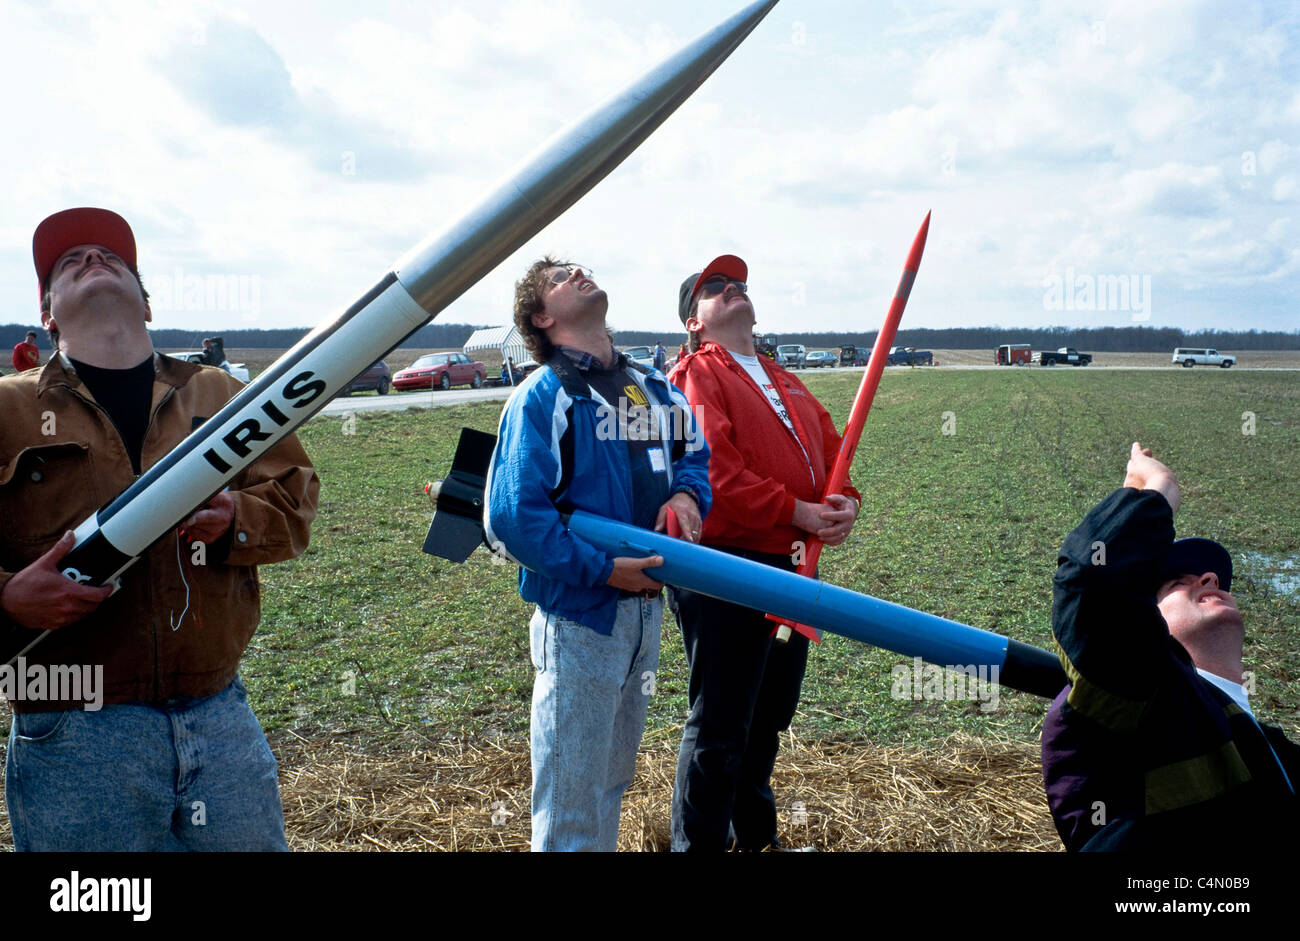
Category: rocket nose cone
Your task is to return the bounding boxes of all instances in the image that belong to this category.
[691,0,781,68]
[393,0,782,311]
[909,211,932,263]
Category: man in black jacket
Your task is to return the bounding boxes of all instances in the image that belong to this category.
[1042,442,1299,850]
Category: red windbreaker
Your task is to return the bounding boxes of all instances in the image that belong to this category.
[669,342,859,556]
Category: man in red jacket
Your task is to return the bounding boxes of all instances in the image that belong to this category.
[11,331,40,372]
[668,254,860,851]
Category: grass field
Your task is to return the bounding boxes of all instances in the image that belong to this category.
[2,364,1295,851]
[245,367,1300,751]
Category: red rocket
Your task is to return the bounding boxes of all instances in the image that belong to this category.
[771,211,931,643]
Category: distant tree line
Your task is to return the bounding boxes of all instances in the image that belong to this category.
[1,322,485,352]
[5,322,1296,356]
[612,325,1300,352]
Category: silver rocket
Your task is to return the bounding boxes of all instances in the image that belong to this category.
[9,0,780,663]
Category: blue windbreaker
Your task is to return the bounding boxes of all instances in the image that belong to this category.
[485,360,711,634]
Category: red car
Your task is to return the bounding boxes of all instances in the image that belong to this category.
[393,352,487,391]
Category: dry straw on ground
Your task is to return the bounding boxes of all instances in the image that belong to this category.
[0,731,1060,851]
[276,728,1060,851]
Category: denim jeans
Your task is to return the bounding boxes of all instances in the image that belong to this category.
[6,676,288,852]
[529,597,661,852]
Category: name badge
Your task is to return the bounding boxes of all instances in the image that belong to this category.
[648,447,666,473]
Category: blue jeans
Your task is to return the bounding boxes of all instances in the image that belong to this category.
[529,597,661,852]
[6,676,288,852]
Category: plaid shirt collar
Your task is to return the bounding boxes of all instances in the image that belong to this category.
[555,343,623,373]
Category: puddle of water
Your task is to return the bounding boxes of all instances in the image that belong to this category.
[1237,550,1300,597]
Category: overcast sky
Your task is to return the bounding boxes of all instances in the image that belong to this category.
[4,0,1297,338]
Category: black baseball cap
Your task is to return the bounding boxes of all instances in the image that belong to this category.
[1160,538,1233,592]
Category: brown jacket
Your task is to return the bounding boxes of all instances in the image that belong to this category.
[0,354,319,711]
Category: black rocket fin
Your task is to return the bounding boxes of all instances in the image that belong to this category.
[422,427,498,563]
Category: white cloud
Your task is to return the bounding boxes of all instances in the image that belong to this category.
[1257,139,1290,176]
[2,0,1296,334]
[1114,163,1228,216]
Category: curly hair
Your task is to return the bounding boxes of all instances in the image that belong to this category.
[513,255,572,364]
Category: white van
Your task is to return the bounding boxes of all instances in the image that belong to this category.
[1172,348,1235,368]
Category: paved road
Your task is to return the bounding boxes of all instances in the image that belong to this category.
[317,385,515,416]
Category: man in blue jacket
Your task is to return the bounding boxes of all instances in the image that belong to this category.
[485,256,711,852]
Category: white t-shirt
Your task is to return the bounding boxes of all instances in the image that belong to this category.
[729,351,814,481]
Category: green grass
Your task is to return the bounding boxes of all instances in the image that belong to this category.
[244,370,1300,747]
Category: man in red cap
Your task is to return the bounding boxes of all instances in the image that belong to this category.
[11,331,40,372]
[668,255,860,851]
[0,208,319,851]
[1042,442,1300,850]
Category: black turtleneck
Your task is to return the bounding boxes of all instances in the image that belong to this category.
[68,355,155,475]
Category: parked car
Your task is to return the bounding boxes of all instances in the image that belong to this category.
[805,350,838,368]
[888,346,933,366]
[167,351,251,383]
[776,344,806,368]
[995,343,1033,365]
[1172,347,1235,368]
[393,352,487,391]
[1035,347,1092,366]
[838,345,868,366]
[337,360,391,395]
[621,346,656,369]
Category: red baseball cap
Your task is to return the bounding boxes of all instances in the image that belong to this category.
[678,254,747,325]
[33,208,138,299]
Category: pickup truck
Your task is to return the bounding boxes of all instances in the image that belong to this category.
[776,344,806,368]
[1172,347,1235,368]
[888,346,933,366]
[1035,347,1092,366]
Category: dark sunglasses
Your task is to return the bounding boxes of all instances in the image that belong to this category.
[697,276,747,298]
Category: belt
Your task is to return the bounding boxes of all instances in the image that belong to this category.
[618,588,663,600]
